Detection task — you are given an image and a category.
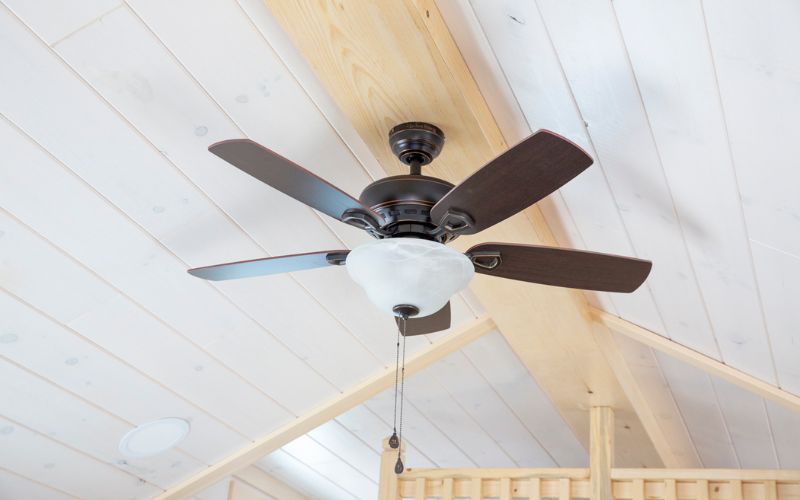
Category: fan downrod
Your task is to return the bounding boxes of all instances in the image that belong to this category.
[389,122,445,175]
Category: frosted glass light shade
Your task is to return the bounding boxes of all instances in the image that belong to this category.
[346,238,474,317]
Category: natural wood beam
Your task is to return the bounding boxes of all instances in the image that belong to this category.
[234,467,308,500]
[379,438,402,500]
[263,0,661,466]
[593,308,800,414]
[590,323,685,467]
[155,315,495,499]
[590,407,614,500]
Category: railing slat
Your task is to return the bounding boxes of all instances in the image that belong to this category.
[471,477,482,500]
[415,477,426,500]
[442,477,454,500]
[633,479,645,500]
[500,477,511,500]
[530,477,542,500]
[698,479,710,500]
[560,477,571,500]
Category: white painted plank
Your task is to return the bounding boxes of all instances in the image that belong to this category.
[194,477,233,500]
[0,359,203,488]
[0,211,289,438]
[281,436,377,499]
[612,333,700,467]
[0,417,159,500]
[711,377,777,469]
[611,0,775,383]
[0,289,246,463]
[466,0,663,331]
[0,469,75,500]
[531,0,718,356]
[404,366,518,467]
[258,451,353,500]
[307,420,381,482]
[750,242,800,394]
[2,0,120,45]
[654,352,737,467]
[461,331,588,466]
[334,405,436,468]
[418,349,556,467]
[703,0,800,258]
[0,111,335,418]
[765,400,800,468]
[0,4,381,399]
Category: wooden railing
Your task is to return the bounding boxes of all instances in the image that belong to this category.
[378,408,800,500]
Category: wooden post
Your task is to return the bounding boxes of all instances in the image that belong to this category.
[378,438,402,500]
[590,407,614,500]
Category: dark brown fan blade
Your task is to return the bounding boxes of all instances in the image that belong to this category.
[188,250,349,281]
[209,139,382,227]
[430,130,592,235]
[466,243,651,293]
[395,302,451,336]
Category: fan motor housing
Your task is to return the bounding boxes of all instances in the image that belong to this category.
[359,175,454,239]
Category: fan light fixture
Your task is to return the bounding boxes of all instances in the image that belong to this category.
[118,418,190,458]
[346,238,474,317]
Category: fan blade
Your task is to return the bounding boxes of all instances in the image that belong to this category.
[209,139,382,227]
[396,302,451,336]
[188,250,349,281]
[466,243,651,293]
[430,130,592,234]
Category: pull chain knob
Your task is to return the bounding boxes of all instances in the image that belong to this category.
[394,456,404,474]
[388,431,399,449]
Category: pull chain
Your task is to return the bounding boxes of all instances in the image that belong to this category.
[388,324,401,450]
[394,317,408,474]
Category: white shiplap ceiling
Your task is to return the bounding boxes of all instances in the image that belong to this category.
[1,0,799,499]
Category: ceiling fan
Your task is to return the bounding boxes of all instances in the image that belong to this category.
[188,122,651,335]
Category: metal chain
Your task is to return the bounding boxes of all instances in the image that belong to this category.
[397,318,408,463]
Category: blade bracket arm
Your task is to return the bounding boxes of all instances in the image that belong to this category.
[341,208,390,238]
[466,250,502,270]
[325,251,350,266]
[428,208,475,242]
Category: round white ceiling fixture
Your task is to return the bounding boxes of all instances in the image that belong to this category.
[118,417,190,458]
[346,238,474,317]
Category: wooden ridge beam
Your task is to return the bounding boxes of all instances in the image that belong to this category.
[155,315,495,499]
[594,308,800,413]
[262,0,663,467]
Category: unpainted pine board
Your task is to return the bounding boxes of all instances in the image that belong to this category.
[465,0,663,331]
[0,114,333,419]
[0,469,75,500]
[0,5,383,394]
[611,333,700,467]
[48,4,417,368]
[749,242,800,395]
[404,364,518,468]
[421,348,556,467]
[364,384,474,468]
[654,353,738,467]
[0,359,203,488]
[2,0,119,44]
[702,0,800,258]
[281,435,377,499]
[461,331,587,467]
[228,480,273,500]
[764,400,800,468]
[0,290,246,463]
[532,0,719,356]
[257,451,354,500]
[0,210,290,439]
[0,416,160,499]
[711,377,778,469]
[307,420,381,483]
[611,0,775,383]
[334,405,436,468]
